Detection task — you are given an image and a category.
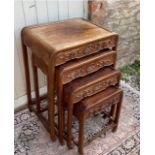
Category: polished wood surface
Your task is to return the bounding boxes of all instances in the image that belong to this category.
[73,87,123,154]
[22,18,118,66]
[56,50,117,144]
[22,18,117,141]
[56,50,116,84]
[56,49,116,144]
[64,67,121,104]
[22,18,118,53]
[63,67,120,149]
[21,18,121,152]
[74,87,122,116]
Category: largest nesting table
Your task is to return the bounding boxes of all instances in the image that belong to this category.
[21,18,118,141]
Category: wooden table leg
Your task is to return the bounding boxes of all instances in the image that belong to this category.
[112,93,123,132]
[22,42,32,111]
[32,57,41,112]
[57,81,64,145]
[110,104,117,119]
[78,116,84,155]
[67,101,73,149]
[47,70,55,141]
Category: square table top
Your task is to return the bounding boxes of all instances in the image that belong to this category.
[22,18,117,53]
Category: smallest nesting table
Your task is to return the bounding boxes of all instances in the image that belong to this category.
[73,87,123,154]
[21,18,118,142]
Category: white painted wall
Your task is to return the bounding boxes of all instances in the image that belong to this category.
[14,0,88,108]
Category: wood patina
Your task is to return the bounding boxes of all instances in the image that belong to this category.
[21,18,120,153]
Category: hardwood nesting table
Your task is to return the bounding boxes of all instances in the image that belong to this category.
[21,18,118,142]
[63,67,121,148]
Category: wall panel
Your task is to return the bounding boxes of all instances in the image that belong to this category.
[14,0,88,107]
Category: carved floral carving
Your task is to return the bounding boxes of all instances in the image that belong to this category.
[56,36,117,66]
[85,93,121,118]
[72,75,119,103]
[62,54,116,84]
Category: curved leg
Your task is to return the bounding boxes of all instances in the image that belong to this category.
[78,116,84,155]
